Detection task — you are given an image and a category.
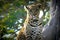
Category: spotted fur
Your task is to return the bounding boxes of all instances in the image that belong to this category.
[16,3,43,40]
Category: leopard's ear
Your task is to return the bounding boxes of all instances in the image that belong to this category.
[37,3,41,8]
[24,6,30,11]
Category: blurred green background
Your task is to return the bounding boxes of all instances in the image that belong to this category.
[0,0,50,40]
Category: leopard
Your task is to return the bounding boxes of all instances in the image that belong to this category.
[16,3,44,40]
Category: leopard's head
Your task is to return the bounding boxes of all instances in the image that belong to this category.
[24,3,41,22]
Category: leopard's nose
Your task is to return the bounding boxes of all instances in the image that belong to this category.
[32,16,38,22]
[33,16,38,20]
[33,16,36,19]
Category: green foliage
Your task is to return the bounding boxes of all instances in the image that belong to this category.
[43,11,50,25]
[2,37,14,40]
[7,29,14,33]
[0,7,26,40]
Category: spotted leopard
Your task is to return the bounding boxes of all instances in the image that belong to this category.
[16,3,43,40]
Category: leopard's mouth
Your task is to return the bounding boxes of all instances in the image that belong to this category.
[29,19,41,27]
[30,19,39,23]
[33,19,38,22]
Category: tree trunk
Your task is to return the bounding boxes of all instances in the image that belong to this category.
[41,0,60,40]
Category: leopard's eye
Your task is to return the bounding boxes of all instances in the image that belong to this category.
[29,10,32,12]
